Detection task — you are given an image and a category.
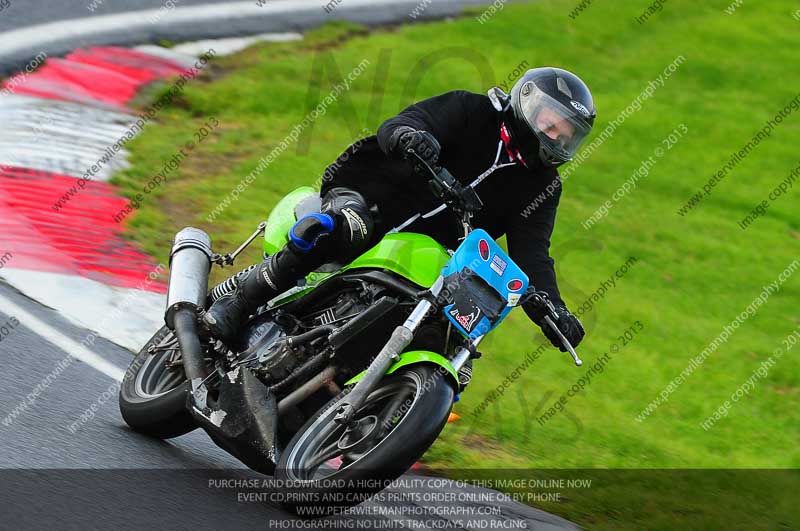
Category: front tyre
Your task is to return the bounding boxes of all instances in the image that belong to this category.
[276,364,455,517]
[119,326,196,439]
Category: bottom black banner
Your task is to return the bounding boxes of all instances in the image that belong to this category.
[0,468,796,530]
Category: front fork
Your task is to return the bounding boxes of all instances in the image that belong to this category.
[333,276,468,425]
[450,334,484,372]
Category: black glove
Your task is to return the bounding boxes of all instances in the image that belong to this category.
[389,126,441,168]
[532,304,585,352]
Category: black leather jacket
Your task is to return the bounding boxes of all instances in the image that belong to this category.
[321,90,567,318]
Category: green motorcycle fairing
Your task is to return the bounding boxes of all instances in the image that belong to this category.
[263,186,318,256]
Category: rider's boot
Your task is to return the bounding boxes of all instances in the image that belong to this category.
[203,213,336,343]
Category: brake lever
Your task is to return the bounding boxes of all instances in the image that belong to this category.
[523,289,583,366]
[542,315,583,366]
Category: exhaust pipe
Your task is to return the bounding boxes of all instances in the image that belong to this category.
[165,227,281,472]
[165,227,213,328]
[165,227,213,382]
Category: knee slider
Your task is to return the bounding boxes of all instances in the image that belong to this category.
[289,213,335,252]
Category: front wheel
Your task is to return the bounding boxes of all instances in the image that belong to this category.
[275,364,455,517]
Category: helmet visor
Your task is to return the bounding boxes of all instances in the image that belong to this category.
[519,81,591,163]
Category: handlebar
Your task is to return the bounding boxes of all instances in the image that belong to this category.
[406,150,483,220]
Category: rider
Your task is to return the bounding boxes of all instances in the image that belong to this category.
[203,67,596,353]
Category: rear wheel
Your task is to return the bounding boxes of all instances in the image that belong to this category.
[275,364,455,517]
[119,326,197,439]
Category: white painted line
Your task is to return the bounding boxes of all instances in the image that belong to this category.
[0,292,125,381]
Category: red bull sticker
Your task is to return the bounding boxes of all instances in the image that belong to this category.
[449,306,481,333]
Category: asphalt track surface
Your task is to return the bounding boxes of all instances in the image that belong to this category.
[0,0,237,32]
[1,0,251,71]
[0,0,496,73]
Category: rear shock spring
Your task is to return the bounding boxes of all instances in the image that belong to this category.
[209,265,256,302]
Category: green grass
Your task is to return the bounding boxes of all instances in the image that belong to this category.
[113,1,800,528]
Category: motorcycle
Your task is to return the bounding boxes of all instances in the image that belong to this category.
[118,153,582,516]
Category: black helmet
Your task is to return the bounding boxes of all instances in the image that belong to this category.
[504,67,596,168]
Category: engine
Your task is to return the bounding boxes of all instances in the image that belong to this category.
[235,316,291,377]
[234,288,370,384]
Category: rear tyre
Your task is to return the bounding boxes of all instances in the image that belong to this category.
[119,326,196,439]
[276,364,455,517]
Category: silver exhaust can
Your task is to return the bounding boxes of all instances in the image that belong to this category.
[165,227,213,328]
